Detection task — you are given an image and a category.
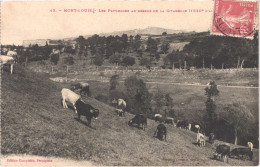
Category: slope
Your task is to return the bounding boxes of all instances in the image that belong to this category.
[1,66,258,166]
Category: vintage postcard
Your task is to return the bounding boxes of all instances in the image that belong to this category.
[0,0,259,166]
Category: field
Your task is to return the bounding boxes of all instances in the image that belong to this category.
[1,65,259,166]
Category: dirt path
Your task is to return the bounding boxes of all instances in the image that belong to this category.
[1,154,96,167]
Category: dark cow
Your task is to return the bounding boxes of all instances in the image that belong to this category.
[154,124,167,141]
[209,133,215,144]
[75,100,99,126]
[71,82,90,96]
[229,148,253,161]
[214,144,230,163]
[177,120,189,129]
[128,114,147,130]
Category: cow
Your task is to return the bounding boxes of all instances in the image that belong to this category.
[164,117,174,125]
[61,88,80,113]
[229,148,253,161]
[71,82,90,96]
[247,142,253,151]
[75,100,99,127]
[154,124,167,141]
[197,132,205,147]
[188,123,191,130]
[7,51,18,63]
[118,98,126,109]
[128,114,147,130]
[194,124,200,132]
[209,133,215,144]
[154,114,162,122]
[177,120,189,129]
[0,55,14,74]
[115,108,125,117]
[214,144,230,163]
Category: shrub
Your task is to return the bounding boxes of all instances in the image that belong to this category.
[121,56,135,66]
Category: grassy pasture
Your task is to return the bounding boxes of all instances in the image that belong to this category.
[1,65,258,166]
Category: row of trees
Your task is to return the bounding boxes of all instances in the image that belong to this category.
[164,32,258,69]
[2,31,258,69]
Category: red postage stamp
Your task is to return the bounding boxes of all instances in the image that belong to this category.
[211,0,257,39]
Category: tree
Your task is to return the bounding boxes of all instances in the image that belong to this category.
[124,76,152,115]
[204,81,219,133]
[110,75,119,90]
[146,37,158,55]
[139,57,151,67]
[121,56,135,66]
[50,53,59,72]
[162,32,167,35]
[223,102,254,145]
[76,36,86,59]
[64,56,74,72]
[93,54,104,66]
[109,54,121,65]
[161,42,170,54]
[133,35,142,51]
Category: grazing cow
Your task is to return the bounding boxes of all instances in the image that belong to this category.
[164,117,174,125]
[0,55,14,74]
[154,124,167,141]
[209,133,215,144]
[214,144,230,163]
[71,82,90,96]
[61,88,80,113]
[7,51,18,63]
[177,120,189,129]
[75,100,99,126]
[115,108,125,117]
[229,148,253,161]
[118,98,126,109]
[128,114,147,130]
[247,142,253,151]
[194,124,200,132]
[197,132,205,147]
[154,114,162,122]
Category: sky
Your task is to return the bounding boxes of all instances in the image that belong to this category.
[1,1,214,45]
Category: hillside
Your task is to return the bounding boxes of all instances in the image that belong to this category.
[1,66,258,166]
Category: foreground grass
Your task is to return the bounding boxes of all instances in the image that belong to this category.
[1,66,258,166]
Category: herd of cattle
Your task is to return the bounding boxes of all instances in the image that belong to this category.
[61,82,255,164]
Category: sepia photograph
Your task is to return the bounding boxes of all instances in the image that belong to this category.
[0,0,259,166]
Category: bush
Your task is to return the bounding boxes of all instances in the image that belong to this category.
[50,53,59,65]
[121,56,135,66]
[109,54,121,64]
[109,89,125,105]
[94,55,104,66]
[64,56,74,65]
[139,57,151,67]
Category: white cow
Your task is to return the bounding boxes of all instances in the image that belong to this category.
[188,123,191,130]
[197,132,205,147]
[0,55,14,74]
[247,142,253,151]
[61,88,81,113]
[195,124,200,132]
[7,51,18,63]
[118,98,126,109]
